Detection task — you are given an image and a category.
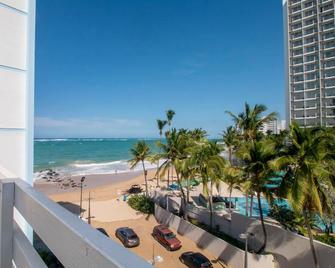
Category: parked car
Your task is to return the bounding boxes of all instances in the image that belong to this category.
[115,227,140,247]
[152,225,181,251]
[96,228,109,237]
[128,184,142,194]
[179,252,212,268]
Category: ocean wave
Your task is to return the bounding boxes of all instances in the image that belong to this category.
[72,160,124,168]
[34,159,163,178]
[35,138,70,142]
[78,138,105,142]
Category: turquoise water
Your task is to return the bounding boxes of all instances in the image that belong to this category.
[231,197,289,217]
[34,138,159,177]
[232,197,334,231]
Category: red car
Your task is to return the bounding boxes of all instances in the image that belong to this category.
[152,225,182,251]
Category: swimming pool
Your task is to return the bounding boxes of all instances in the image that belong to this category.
[230,197,289,217]
[230,196,334,231]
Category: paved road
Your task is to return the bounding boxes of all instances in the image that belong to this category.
[93,215,227,268]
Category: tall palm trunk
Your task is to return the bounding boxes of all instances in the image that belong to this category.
[156,161,160,187]
[304,210,319,268]
[176,172,187,220]
[245,192,249,217]
[167,167,170,188]
[256,191,267,253]
[156,135,162,187]
[250,193,254,217]
[228,147,232,164]
[186,177,190,203]
[141,160,148,197]
[229,187,233,212]
[209,181,214,232]
[171,166,174,183]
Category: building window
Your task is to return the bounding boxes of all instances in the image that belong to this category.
[305,27,316,35]
[323,31,335,40]
[306,63,316,71]
[325,69,335,78]
[305,54,317,62]
[292,57,303,65]
[294,74,304,82]
[324,60,335,68]
[305,36,316,44]
[324,51,335,59]
[306,72,317,80]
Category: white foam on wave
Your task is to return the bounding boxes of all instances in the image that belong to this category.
[35,138,69,142]
[34,159,165,178]
[72,160,124,168]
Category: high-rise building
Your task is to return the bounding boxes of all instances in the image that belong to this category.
[260,119,287,134]
[283,0,335,128]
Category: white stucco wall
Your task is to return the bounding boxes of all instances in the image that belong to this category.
[0,0,35,183]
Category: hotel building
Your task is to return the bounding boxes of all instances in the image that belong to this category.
[283,0,335,127]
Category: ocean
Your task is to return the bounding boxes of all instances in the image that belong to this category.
[34,138,160,178]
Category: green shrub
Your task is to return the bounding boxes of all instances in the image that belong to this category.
[315,234,335,247]
[128,194,154,214]
[268,204,305,234]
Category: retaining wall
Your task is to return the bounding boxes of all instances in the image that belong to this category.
[154,204,274,268]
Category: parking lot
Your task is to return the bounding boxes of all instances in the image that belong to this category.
[93,215,226,268]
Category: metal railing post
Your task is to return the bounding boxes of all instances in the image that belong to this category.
[0,181,14,268]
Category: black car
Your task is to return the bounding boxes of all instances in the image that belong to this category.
[115,227,140,247]
[128,184,142,194]
[96,228,109,237]
[179,252,212,268]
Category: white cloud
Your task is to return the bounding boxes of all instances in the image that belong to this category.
[35,117,142,128]
[173,54,207,76]
[35,117,145,137]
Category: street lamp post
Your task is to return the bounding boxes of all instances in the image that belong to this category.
[239,232,254,268]
[87,191,91,224]
[79,176,85,218]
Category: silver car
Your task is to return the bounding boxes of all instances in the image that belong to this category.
[115,227,140,247]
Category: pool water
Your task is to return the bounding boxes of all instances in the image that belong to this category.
[230,197,289,217]
[230,196,334,231]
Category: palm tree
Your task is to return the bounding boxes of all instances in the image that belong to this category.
[174,157,196,204]
[226,103,277,217]
[156,119,167,186]
[223,165,243,212]
[166,109,176,182]
[129,141,151,197]
[226,103,277,141]
[166,109,175,129]
[237,138,278,253]
[271,122,334,268]
[189,141,226,231]
[156,129,189,217]
[222,126,239,164]
[189,128,207,141]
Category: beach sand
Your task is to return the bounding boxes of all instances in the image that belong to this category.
[35,169,160,199]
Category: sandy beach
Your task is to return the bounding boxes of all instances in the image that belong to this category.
[34,169,145,196]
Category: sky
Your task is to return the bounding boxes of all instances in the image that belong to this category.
[35,0,285,138]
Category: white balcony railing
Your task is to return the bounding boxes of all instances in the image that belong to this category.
[0,179,152,268]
